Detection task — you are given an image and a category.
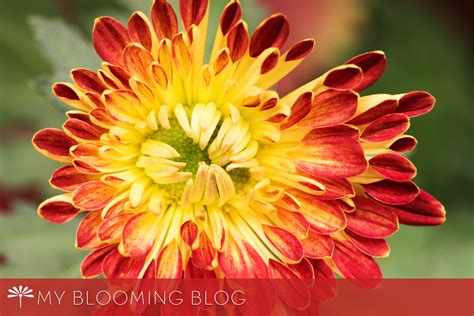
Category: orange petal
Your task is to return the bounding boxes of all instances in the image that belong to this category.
[171,33,193,75]
[347,196,399,238]
[249,14,289,57]
[38,194,81,224]
[179,0,209,30]
[300,89,358,128]
[301,230,334,259]
[122,44,154,81]
[363,180,419,205]
[151,0,178,39]
[392,189,446,226]
[276,207,309,239]
[128,12,153,51]
[369,153,417,182]
[156,241,183,278]
[123,212,159,258]
[81,245,115,278]
[32,128,76,163]
[180,220,198,247]
[72,181,116,210]
[361,113,410,143]
[76,210,106,249]
[263,225,303,262]
[395,91,435,117]
[345,51,386,92]
[291,135,367,178]
[218,234,268,278]
[93,17,130,64]
[290,190,347,234]
[332,238,382,288]
[227,22,249,62]
[98,213,132,242]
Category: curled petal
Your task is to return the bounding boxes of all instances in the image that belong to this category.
[332,238,382,288]
[123,212,159,258]
[76,210,105,249]
[218,234,268,278]
[151,0,178,39]
[361,113,410,143]
[309,176,354,200]
[396,91,435,117]
[38,194,81,224]
[72,181,116,210]
[392,189,446,226]
[323,65,363,90]
[369,153,417,182]
[285,39,315,62]
[93,17,130,64]
[347,196,399,238]
[263,225,304,262]
[345,51,386,91]
[219,1,242,35]
[81,245,115,278]
[301,230,334,259]
[227,22,249,62]
[156,240,183,278]
[363,180,419,205]
[346,231,390,258]
[301,89,358,128]
[280,92,312,129]
[249,14,289,57]
[389,135,417,152]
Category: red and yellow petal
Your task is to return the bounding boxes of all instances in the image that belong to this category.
[76,210,106,250]
[301,230,334,259]
[263,225,304,262]
[81,245,115,278]
[218,234,268,278]
[38,194,81,224]
[93,17,130,64]
[32,128,76,163]
[392,189,446,225]
[122,212,159,258]
[345,51,386,92]
[72,181,117,210]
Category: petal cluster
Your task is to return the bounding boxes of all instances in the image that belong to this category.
[32,0,445,282]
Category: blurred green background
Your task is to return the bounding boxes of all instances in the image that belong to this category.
[0,0,472,277]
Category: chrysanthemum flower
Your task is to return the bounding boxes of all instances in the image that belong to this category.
[33,0,445,280]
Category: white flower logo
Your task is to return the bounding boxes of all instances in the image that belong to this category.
[7,285,34,308]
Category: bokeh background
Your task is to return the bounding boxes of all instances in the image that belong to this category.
[0,0,472,277]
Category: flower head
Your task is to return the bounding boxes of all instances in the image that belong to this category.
[33,0,445,280]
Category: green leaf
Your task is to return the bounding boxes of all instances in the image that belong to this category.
[0,202,83,277]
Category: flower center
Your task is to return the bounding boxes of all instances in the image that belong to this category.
[136,103,256,208]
